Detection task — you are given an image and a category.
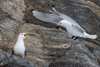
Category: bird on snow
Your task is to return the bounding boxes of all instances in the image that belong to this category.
[12,32,29,58]
[32,5,97,40]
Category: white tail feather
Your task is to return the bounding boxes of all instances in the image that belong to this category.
[84,33,97,39]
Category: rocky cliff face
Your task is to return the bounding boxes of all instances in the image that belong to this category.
[0,0,100,67]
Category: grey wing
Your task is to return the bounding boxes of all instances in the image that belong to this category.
[32,11,62,24]
[72,25,85,34]
[51,7,81,27]
[60,13,81,27]
[12,49,14,55]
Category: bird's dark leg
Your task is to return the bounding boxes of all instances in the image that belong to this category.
[72,36,75,39]
[74,37,79,40]
[72,36,80,40]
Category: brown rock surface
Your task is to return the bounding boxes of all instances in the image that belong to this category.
[0,0,100,67]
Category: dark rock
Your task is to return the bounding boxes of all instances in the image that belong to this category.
[0,49,48,67]
[0,49,33,67]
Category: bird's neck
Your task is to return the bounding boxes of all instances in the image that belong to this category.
[16,38,24,46]
[17,38,24,41]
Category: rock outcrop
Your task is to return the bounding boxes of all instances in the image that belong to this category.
[0,0,100,67]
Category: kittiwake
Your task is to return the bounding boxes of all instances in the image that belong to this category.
[12,32,29,58]
[56,20,97,39]
[32,5,97,39]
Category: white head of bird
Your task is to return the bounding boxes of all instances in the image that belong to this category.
[56,20,70,29]
[18,32,29,40]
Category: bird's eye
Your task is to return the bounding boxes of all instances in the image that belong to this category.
[22,34,23,35]
[60,23,61,24]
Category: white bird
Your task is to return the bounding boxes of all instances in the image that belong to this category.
[12,33,28,58]
[32,6,97,39]
[56,20,97,40]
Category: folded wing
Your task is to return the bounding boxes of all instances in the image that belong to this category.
[72,24,85,34]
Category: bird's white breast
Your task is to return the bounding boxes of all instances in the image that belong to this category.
[64,21,84,37]
[14,40,25,56]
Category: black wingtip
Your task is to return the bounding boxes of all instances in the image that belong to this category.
[52,5,55,7]
[12,49,14,55]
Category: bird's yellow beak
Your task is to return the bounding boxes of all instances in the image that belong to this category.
[25,32,29,37]
[56,25,61,29]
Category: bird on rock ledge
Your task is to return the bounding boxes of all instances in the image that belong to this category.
[12,32,29,58]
